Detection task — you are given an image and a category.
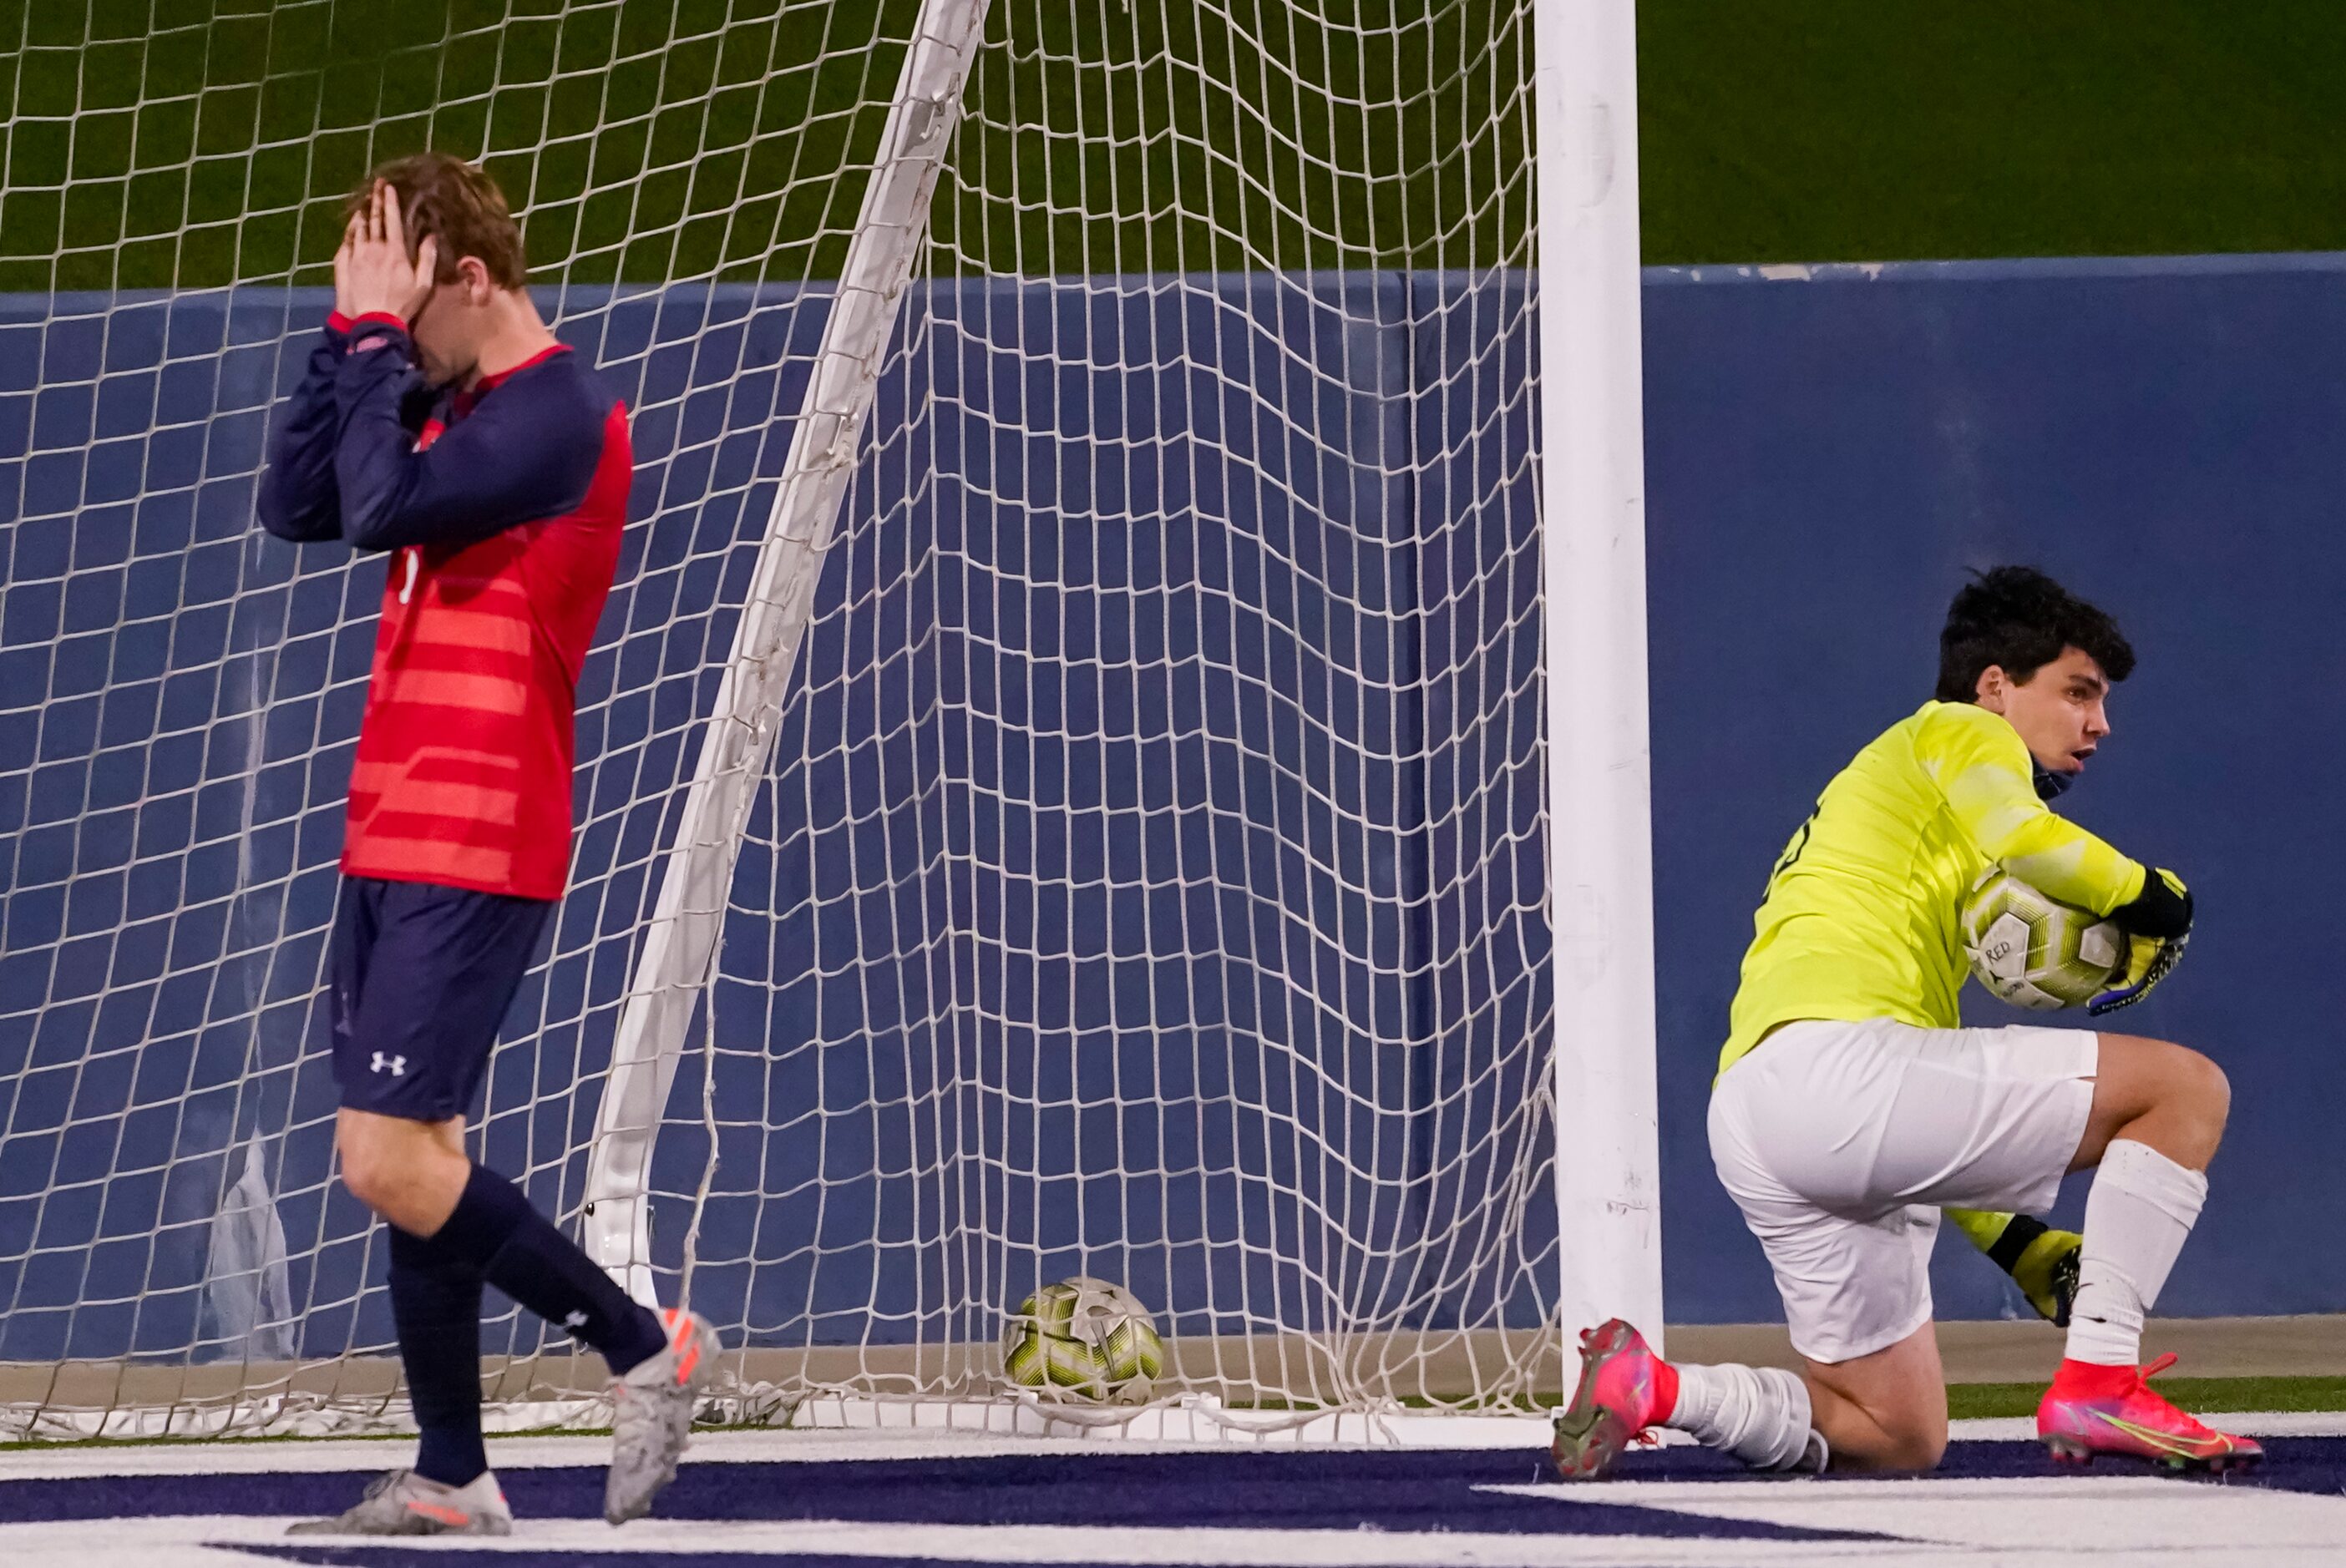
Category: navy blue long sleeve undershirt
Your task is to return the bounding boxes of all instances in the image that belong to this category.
[257,314,609,554]
[256,324,352,544]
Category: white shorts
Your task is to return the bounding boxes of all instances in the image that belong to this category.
[1708,1018,2098,1365]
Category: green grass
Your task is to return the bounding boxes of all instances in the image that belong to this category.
[1,1,2343,289]
[0,0,1529,291]
[0,1428,419,1451]
[1639,1,2346,265]
[1256,1378,2346,1419]
[0,0,925,291]
[1948,1377,2346,1422]
[1380,1377,2346,1421]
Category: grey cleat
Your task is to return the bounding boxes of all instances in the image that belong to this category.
[286,1469,512,1536]
[605,1306,718,1525]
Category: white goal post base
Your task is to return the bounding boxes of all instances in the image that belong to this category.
[785,1392,1558,1449]
[0,1393,626,1445]
[0,1387,1550,1450]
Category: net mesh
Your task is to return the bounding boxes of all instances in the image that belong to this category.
[0,0,1558,1436]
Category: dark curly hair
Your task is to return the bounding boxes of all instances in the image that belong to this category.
[1934,566,2135,702]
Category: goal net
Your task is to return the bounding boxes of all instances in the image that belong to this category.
[0,0,1649,1438]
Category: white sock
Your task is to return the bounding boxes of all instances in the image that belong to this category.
[2065,1139,2207,1366]
[1670,1362,1817,1470]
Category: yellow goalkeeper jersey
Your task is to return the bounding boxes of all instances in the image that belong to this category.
[1719,700,2147,1079]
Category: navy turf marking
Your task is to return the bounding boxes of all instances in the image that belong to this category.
[1612,1437,2333,1487]
[0,1449,1873,1542]
[16,1434,2328,1551]
[231,1546,1239,1555]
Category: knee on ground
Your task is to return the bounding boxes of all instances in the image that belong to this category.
[1840,1424,1948,1473]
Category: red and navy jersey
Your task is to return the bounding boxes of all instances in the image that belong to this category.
[258,310,630,899]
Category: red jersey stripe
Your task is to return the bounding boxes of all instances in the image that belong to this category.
[410,609,534,656]
[350,833,516,887]
[350,747,526,795]
[383,668,531,715]
[367,779,522,826]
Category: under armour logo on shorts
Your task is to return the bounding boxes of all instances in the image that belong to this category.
[371,1052,408,1077]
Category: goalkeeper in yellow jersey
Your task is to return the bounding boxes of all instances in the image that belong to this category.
[1555,567,2255,1478]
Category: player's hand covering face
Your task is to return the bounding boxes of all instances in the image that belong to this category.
[336,181,440,327]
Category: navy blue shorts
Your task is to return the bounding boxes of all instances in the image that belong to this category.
[328,875,555,1122]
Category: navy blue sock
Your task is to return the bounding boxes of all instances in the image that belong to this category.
[387,1227,487,1487]
[434,1163,667,1375]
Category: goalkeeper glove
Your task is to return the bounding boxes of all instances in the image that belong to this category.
[2088,867,2191,1017]
[1948,1210,2081,1326]
[2002,1218,2082,1328]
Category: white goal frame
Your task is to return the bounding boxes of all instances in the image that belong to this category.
[1533,0,1664,1347]
[583,0,1664,1373]
[579,0,998,1310]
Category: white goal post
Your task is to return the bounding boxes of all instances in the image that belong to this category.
[0,0,1656,1438]
[580,0,998,1315]
[1534,0,1664,1348]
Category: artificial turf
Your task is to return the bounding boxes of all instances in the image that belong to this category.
[1948,1377,2346,1422]
[1639,1,2346,266]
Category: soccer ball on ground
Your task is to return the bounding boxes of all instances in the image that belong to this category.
[1001,1276,1166,1403]
[1960,867,2124,1010]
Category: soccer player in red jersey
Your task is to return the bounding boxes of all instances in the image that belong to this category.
[258,154,713,1535]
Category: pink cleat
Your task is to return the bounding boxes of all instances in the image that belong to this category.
[2038,1354,2261,1474]
[1552,1318,1674,1480]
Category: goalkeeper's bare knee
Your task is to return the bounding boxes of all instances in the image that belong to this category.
[2074,1033,2229,1173]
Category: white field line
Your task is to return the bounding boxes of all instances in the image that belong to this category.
[0,1511,2283,1568]
[9,1497,2346,1568]
[1494,1474,2346,1565]
[1,1409,2342,1481]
